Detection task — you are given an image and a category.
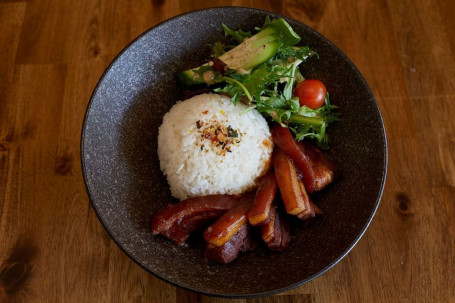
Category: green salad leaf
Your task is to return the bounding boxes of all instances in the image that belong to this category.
[211,41,227,57]
[221,23,252,43]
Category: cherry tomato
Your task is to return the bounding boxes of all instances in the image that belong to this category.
[295,79,327,109]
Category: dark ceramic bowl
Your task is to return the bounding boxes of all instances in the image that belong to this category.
[81,7,387,298]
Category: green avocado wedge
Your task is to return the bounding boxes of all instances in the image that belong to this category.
[177,18,301,88]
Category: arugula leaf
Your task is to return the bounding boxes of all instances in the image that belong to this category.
[242,63,287,102]
[216,62,288,105]
[282,59,302,100]
[288,97,300,111]
[292,122,329,148]
[298,93,340,123]
[213,85,242,105]
[256,96,302,126]
[223,76,252,102]
[212,41,226,56]
[275,45,318,61]
[292,93,340,148]
[222,23,252,43]
[259,95,287,109]
[294,68,304,84]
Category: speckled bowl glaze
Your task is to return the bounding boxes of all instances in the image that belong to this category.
[81,7,387,298]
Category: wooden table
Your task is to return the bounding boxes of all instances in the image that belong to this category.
[1,0,454,302]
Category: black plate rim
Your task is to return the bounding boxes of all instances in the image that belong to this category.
[80,6,388,298]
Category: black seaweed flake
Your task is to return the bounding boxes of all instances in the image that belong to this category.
[227,125,238,138]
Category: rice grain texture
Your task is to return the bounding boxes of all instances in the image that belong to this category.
[158,94,273,200]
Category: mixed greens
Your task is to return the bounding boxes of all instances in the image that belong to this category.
[177,17,339,148]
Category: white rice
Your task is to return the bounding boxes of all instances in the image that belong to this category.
[158,93,273,200]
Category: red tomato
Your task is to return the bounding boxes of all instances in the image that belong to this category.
[295,79,327,109]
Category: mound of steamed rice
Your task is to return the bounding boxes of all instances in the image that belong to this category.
[158,93,273,200]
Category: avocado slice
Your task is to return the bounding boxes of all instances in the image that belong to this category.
[218,27,280,73]
[176,65,219,87]
[177,18,301,88]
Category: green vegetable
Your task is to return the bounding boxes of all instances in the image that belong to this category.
[177,18,301,87]
[290,93,339,148]
[176,65,222,87]
[176,18,339,148]
[261,16,301,45]
[221,23,252,43]
[211,41,227,57]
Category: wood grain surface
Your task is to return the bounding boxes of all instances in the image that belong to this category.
[1,0,454,302]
